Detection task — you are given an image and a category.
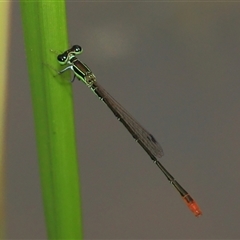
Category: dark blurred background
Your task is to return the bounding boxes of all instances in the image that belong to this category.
[6,2,240,239]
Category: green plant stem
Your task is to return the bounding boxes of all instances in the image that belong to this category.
[20,1,83,239]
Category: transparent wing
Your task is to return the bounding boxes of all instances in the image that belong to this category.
[92,82,164,158]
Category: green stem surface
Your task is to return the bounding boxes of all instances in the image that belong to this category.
[20,1,83,239]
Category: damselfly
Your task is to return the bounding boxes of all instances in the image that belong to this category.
[57,45,202,217]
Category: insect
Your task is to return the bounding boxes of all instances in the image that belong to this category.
[57,45,202,216]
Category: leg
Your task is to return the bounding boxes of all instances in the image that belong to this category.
[58,66,73,75]
[58,66,76,82]
[71,75,76,83]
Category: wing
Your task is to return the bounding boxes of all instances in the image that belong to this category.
[92,82,164,158]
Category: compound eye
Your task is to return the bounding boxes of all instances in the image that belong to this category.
[57,53,68,64]
[72,45,82,54]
